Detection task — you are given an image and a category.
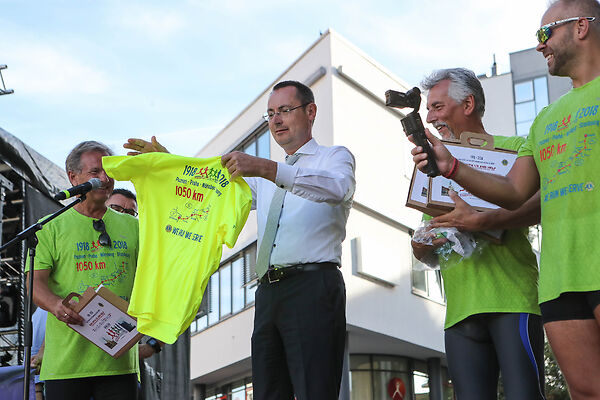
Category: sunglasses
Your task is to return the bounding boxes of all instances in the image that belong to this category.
[108,204,138,217]
[93,219,112,247]
[536,16,596,44]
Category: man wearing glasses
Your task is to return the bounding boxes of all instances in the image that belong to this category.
[26,141,140,400]
[107,188,138,217]
[411,0,600,397]
[222,80,355,400]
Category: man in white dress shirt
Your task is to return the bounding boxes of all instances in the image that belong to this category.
[125,80,355,400]
[221,80,356,400]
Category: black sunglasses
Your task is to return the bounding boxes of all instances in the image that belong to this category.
[93,219,112,247]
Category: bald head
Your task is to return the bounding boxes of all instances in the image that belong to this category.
[548,0,600,35]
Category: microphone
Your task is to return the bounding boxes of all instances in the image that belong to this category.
[54,178,103,201]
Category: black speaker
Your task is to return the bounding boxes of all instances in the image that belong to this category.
[0,277,19,328]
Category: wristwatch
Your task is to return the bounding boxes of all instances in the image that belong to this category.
[146,337,162,353]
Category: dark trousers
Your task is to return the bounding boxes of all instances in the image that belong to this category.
[251,268,346,400]
[45,373,138,400]
[445,313,545,400]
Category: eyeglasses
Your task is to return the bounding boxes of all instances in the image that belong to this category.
[93,219,112,247]
[536,16,596,44]
[108,204,138,217]
[263,103,310,122]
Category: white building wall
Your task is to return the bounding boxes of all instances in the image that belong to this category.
[480,72,517,137]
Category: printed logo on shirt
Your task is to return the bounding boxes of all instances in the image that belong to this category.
[543,180,595,203]
[164,224,203,244]
[168,204,211,223]
[540,132,597,191]
[182,164,230,188]
[543,104,599,136]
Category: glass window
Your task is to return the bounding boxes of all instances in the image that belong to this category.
[515,101,536,123]
[232,257,245,313]
[411,253,445,303]
[231,384,245,400]
[514,77,548,136]
[374,371,411,400]
[534,77,549,113]
[514,81,534,103]
[516,120,534,137]
[196,315,207,331]
[243,141,256,156]
[245,247,257,305]
[413,370,430,399]
[191,243,259,333]
[257,130,270,159]
[412,267,427,293]
[220,264,232,318]
[372,355,409,371]
[350,371,373,400]
[350,354,372,370]
[208,273,219,325]
[237,128,270,160]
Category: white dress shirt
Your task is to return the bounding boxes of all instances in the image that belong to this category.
[245,138,356,267]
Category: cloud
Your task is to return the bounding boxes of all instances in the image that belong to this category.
[334,0,548,84]
[110,5,186,41]
[3,41,111,98]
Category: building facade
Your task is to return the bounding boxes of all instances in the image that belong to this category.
[188,30,452,400]
[480,47,572,138]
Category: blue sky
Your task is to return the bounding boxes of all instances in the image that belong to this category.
[1,0,549,171]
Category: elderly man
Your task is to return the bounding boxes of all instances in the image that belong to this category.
[412,68,544,400]
[412,1,600,397]
[26,141,139,400]
[125,80,355,400]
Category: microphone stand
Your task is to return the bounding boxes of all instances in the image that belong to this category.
[0,195,85,400]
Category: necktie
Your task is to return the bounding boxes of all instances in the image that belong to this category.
[255,154,300,279]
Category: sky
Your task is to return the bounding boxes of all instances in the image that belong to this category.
[0,0,550,175]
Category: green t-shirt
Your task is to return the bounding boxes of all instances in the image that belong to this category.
[26,207,139,380]
[436,135,540,329]
[519,76,600,303]
[103,153,252,344]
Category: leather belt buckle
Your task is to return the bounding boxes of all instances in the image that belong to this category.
[267,268,283,284]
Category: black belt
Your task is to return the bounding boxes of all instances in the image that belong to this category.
[259,262,338,284]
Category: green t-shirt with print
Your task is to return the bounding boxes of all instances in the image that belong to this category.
[103,153,252,344]
[434,135,540,329]
[26,207,139,380]
[519,76,600,303]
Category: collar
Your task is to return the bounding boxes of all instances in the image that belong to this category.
[293,138,318,156]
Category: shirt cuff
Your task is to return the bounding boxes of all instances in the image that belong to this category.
[275,162,296,191]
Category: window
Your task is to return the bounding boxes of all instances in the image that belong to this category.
[349,355,453,400]
[203,379,253,400]
[238,128,270,159]
[514,76,549,136]
[411,254,445,303]
[190,243,258,333]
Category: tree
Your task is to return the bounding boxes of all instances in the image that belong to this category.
[544,339,569,400]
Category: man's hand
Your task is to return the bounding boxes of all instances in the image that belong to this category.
[52,297,84,326]
[411,236,448,262]
[138,343,156,359]
[124,136,169,156]
[221,151,277,182]
[430,190,486,232]
[410,128,455,176]
[31,341,44,374]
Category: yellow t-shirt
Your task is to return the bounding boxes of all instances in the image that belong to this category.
[103,153,252,343]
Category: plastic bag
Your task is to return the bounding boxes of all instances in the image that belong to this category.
[412,219,482,270]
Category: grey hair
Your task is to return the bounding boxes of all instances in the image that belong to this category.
[421,68,486,118]
[65,141,113,173]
